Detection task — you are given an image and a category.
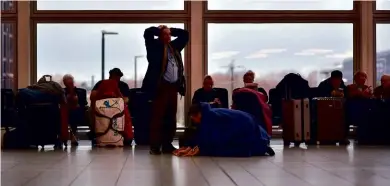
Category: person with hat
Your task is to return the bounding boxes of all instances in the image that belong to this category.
[91,68,130,102]
[89,68,132,145]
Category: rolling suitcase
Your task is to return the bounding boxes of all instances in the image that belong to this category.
[26,103,62,148]
[282,99,310,146]
[311,98,345,145]
[17,89,62,148]
[129,89,152,145]
[356,99,390,145]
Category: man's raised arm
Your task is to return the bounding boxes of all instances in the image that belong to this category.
[144,26,160,49]
[170,28,189,52]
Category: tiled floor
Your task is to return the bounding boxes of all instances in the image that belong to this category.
[2,141,390,186]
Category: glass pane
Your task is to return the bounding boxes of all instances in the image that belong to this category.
[37,23,186,127]
[208,23,353,105]
[1,23,15,89]
[376,0,390,10]
[376,24,390,86]
[1,0,15,11]
[37,0,184,10]
[207,0,353,10]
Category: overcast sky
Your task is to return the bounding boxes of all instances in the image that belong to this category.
[36,0,390,83]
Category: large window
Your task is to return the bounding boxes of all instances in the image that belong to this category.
[208,23,353,104]
[36,0,184,10]
[376,24,390,85]
[207,0,353,10]
[1,0,15,11]
[37,23,186,127]
[376,0,390,10]
[1,22,15,89]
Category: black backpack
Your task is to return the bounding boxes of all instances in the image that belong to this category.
[275,73,310,100]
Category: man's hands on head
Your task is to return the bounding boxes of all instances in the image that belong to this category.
[158,25,168,30]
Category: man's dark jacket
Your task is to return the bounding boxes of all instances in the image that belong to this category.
[317,77,347,97]
[141,27,189,100]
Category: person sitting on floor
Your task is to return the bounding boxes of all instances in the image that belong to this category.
[63,74,88,146]
[174,103,275,157]
[192,75,222,108]
[374,74,390,99]
[346,71,373,99]
[318,70,346,97]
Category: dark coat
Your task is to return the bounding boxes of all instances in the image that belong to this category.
[141,26,189,100]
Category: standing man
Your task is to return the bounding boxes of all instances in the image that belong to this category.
[142,25,189,155]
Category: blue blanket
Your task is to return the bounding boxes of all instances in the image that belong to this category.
[195,103,271,157]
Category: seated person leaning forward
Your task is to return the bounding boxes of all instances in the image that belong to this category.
[374,74,390,99]
[317,70,346,97]
[192,75,222,108]
[89,68,132,144]
[174,103,275,157]
[346,71,373,98]
[63,74,88,146]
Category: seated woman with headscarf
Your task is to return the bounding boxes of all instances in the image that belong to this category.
[346,71,373,99]
[174,103,274,157]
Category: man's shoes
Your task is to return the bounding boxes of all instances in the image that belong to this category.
[162,144,177,154]
[149,147,162,155]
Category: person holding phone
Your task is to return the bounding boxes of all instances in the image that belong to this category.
[346,71,373,98]
[192,75,222,108]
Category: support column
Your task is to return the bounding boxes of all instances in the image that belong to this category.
[358,1,375,87]
[190,1,204,98]
[17,1,30,88]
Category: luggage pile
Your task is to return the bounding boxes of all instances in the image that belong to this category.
[94,98,126,147]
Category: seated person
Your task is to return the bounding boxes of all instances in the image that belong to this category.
[91,68,130,104]
[243,70,268,101]
[232,87,272,135]
[174,103,275,157]
[89,68,132,143]
[346,71,373,99]
[63,74,88,146]
[192,75,222,108]
[92,79,133,143]
[374,74,390,99]
[318,70,346,97]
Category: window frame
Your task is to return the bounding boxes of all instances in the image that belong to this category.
[31,1,189,18]
[204,0,358,14]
